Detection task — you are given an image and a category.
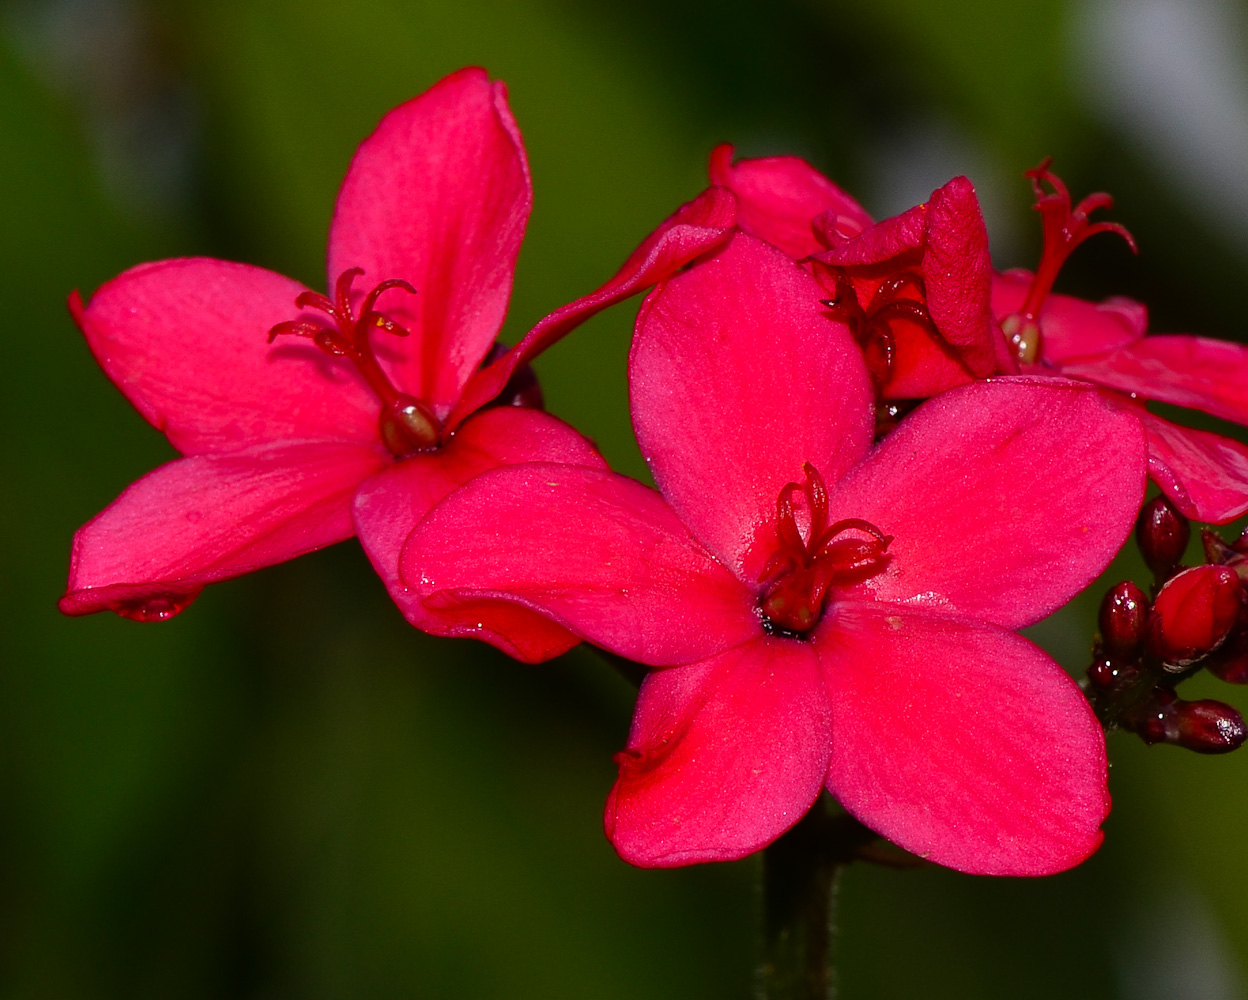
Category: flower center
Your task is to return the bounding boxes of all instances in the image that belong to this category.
[1003,158,1137,365]
[817,266,938,392]
[758,463,892,636]
[268,268,441,457]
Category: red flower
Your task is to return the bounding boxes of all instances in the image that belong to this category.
[60,67,733,641]
[709,145,1011,400]
[405,234,1147,874]
[993,160,1248,524]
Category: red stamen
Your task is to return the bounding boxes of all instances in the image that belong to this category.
[819,267,939,391]
[759,464,892,635]
[1005,158,1138,364]
[269,269,439,456]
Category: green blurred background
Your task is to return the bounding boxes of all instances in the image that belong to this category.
[4,0,1248,996]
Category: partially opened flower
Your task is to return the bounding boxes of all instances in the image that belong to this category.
[405,234,1147,874]
[993,160,1248,524]
[61,67,734,646]
[709,146,1010,402]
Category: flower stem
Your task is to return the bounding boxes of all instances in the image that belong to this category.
[757,798,877,1000]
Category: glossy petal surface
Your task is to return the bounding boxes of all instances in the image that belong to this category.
[405,463,759,665]
[818,603,1109,875]
[631,234,873,581]
[448,186,737,430]
[1139,410,1248,523]
[1064,336,1248,426]
[60,441,389,618]
[328,67,531,412]
[826,378,1146,628]
[606,636,830,867]
[707,144,872,258]
[354,407,606,662]
[72,260,378,455]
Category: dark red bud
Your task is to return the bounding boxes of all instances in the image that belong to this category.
[1099,581,1149,657]
[1136,495,1190,579]
[1087,656,1140,691]
[379,394,441,456]
[1129,688,1246,753]
[1173,699,1247,754]
[1147,565,1243,667]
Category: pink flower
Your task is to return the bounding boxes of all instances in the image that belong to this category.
[993,161,1248,524]
[404,234,1147,873]
[709,145,1012,401]
[60,68,733,643]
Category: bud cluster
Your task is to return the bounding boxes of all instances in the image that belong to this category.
[1085,496,1248,754]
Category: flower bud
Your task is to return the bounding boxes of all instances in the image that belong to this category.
[1098,581,1149,657]
[1128,688,1247,753]
[1147,565,1243,667]
[1136,495,1189,579]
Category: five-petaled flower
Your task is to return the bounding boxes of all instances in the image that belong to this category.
[403,234,1146,874]
[60,67,733,645]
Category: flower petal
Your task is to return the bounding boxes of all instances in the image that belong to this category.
[825,378,1146,628]
[70,261,379,454]
[404,463,759,665]
[354,407,607,661]
[706,144,873,258]
[1064,335,1248,427]
[59,441,390,619]
[447,185,738,432]
[631,233,873,581]
[818,603,1109,876]
[327,67,531,412]
[1137,410,1248,523]
[605,635,831,867]
[992,271,1147,363]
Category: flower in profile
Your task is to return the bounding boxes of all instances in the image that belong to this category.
[994,159,1248,524]
[405,234,1147,873]
[60,67,733,653]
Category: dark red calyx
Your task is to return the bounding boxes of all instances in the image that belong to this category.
[1147,565,1243,668]
[815,264,937,392]
[480,342,544,410]
[269,268,440,456]
[758,463,892,635]
[1004,158,1138,365]
[1136,494,1190,580]
[1127,688,1247,754]
[1099,581,1149,658]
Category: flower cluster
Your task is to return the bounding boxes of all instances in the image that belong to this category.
[62,68,1248,878]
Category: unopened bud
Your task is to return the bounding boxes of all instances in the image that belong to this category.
[1147,565,1243,667]
[1099,581,1149,657]
[1127,689,1247,753]
[1087,656,1140,691]
[1136,495,1190,579]
[1173,699,1247,754]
